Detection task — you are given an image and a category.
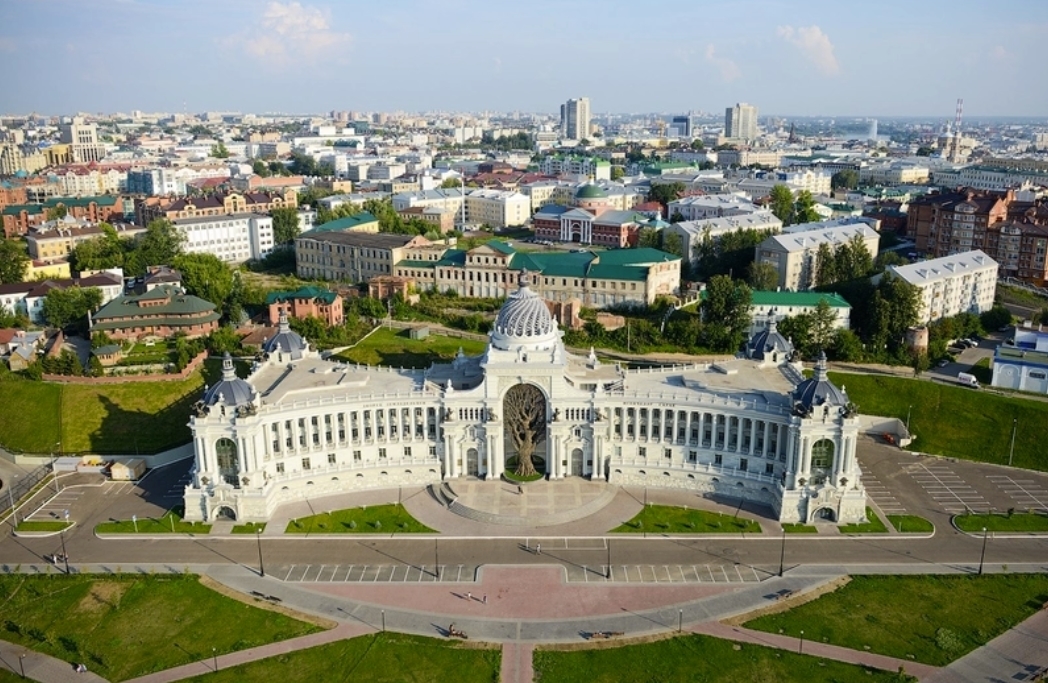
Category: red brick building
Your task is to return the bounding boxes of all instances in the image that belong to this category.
[265,286,344,327]
[90,285,220,341]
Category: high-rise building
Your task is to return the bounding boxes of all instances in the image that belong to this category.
[724,103,758,141]
[59,116,106,163]
[560,97,591,141]
[670,114,698,138]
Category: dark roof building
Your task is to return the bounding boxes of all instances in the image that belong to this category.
[90,284,220,341]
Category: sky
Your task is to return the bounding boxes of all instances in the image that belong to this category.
[1,0,1046,118]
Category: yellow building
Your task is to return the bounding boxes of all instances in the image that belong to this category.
[25,260,72,280]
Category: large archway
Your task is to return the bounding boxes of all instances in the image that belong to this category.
[570,448,584,476]
[810,438,835,485]
[215,438,239,488]
[504,384,547,477]
[466,448,480,477]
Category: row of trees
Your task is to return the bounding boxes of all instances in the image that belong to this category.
[69,219,185,278]
[769,185,821,226]
[315,198,443,240]
[814,235,875,288]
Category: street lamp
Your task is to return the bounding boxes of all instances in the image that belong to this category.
[212,647,218,672]
[18,652,26,679]
[51,442,61,494]
[1008,419,1017,467]
[6,475,17,526]
[799,630,805,654]
[906,405,912,433]
[60,510,70,574]
[606,538,611,579]
[978,527,988,575]
[256,527,265,577]
[778,527,787,577]
[433,538,439,578]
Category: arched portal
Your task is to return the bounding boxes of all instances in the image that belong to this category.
[810,438,835,485]
[213,505,237,521]
[570,448,584,476]
[503,384,547,478]
[466,448,480,477]
[812,506,836,522]
[215,438,239,488]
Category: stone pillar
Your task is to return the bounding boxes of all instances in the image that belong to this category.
[783,428,795,485]
[800,437,810,478]
[445,435,456,478]
[749,419,758,455]
[763,421,772,457]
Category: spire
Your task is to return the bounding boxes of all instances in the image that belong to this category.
[813,350,829,381]
[518,269,531,288]
[221,351,236,380]
[278,309,291,333]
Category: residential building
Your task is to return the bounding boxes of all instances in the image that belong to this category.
[716,149,782,168]
[885,250,998,324]
[126,166,231,196]
[667,193,761,222]
[465,189,530,228]
[295,230,430,282]
[266,286,344,327]
[89,284,220,341]
[25,260,72,280]
[181,279,865,526]
[391,188,465,217]
[986,220,1048,285]
[173,213,275,263]
[724,103,758,142]
[395,241,680,306]
[539,155,610,180]
[0,271,123,324]
[560,97,591,141]
[907,188,1012,256]
[756,224,881,291]
[396,205,455,234]
[743,291,852,337]
[58,117,106,163]
[309,212,380,234]
[48,166,125,196]
[992,327,1048,394]
[0,183,28,211]
[25,219,145,260]
[2,195,125,238]
[668,211,783,268]
[859,162,930,186]
[137,189,297,225]
[0,143,48,176]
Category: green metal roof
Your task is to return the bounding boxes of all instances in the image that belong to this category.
[264,286,338,305]
[308,211,379,234]
[92,285,219,326]
[575,184,608,199]
[698,290,851,308]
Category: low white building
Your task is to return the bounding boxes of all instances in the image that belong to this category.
[746,291,852,337]
[667,193,760,222]
[992,328,1048,394]
[173,213,275,264]
[885,250,998,324]
[668,211,783,267]
[465,189,530,228]
[757,224,881,292]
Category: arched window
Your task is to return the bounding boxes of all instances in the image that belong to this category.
[810,439,835,484]
[215,438,239,487]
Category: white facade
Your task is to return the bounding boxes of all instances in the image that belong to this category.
[859,162,930,186]
[183,283,867,526]
[667,193,760,222]
[669,211,783,266]
[173,212,275,264]
[560,97,591,141]
[725,103,758,141]
[886,250,998,324]
[992,329,1048,395]
[757,224,881,292]
[465,189,530,228]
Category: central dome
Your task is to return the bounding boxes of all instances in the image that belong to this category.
[490,272,560,351]
[575,183,607,199]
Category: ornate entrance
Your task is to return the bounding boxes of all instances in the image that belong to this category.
[570,448,584,476]
[504,384,547,477]
[214,505,237,521]
[466,448,480,477]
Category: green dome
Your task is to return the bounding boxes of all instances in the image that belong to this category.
[575,183,607,199]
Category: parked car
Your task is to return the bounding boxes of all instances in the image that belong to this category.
[938,359,950,367]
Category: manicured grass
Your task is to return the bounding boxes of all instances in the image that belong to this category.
[612,505,761,534]
[828,372,1048,471]
[782,523,818,533]
[0,367,204,455]
[15,520,73,533]
[334,328,487,368]
[744,574,1048,666]
[955,511,1048,533]
[182,633,500,683]
[95,507,211,534]
[0,574,321,682]
[888,514,934,533]
[231,522,267,534]
[286,504,436,534]
[533,633,913,683]
[841,507,889,534]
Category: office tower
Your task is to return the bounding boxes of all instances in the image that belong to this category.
[725,103,758,141]
[59,116,106,163]
[560,97,591,141]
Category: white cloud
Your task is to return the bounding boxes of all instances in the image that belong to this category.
[776,25,840,76]
[231,1,351,67]
[704,44,741,82]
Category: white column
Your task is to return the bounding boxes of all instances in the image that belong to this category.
[749,419,758,455]
[800,437,810,477]
[445,436,456,478]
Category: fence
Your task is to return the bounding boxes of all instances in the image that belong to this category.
[0,464,51,523]
[41,350,208,384]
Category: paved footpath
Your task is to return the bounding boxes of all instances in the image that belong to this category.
[0,638,107,682]
[500,642,534,683]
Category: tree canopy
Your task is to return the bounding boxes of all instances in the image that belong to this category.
[172,253,234,308]
[646,182,686,212]
[769,185,794,225]
[700,275,752,352]
[125,219,185,277]
[831,169,859,190]
[42,286,103,333]
[0,239,30,284]
[270,206,301,245]
[694,227,774,279]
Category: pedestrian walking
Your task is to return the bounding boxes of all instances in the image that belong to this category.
[483,595,487,605]
[536,543,541,555]
[467,591,472,601]
[518,485,523,495]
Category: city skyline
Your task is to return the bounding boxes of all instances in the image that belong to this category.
[1,0,1046,117]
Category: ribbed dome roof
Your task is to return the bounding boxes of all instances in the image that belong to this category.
[203,352,254,407]
[489,272,560,351]
[747,316,794,362]
[263,311,308,360]
[793,351,848,413]
[575,183,607,199]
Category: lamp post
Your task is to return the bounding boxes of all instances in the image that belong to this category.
[434,538,439,578]
[678,608,683,633]
[256,527,265,577]
[606,538,611,579]
[51,442,61,494]
[60,510,70,574]
[799,630,805,654]
[18,652,26,679]
[381,609,386,632]
[1008,419,1017,467]
[6,475,17,526]
[212,648,218,672]
[978,527,988,575]
[778,527,787,577]
[906,405,912,433]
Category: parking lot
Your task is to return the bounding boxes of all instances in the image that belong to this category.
[987,475,1048,512]
[908,464,988,514]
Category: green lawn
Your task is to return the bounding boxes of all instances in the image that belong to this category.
[744,574,1048,666]
[841,507,888,534]
[888,515,934,533]
[955,511,1048,533]
[182,633,500,683]
[0,367,204,455]
[612,505,762,534]
[95,507,212,534]
[232,522,267,534]
[0,574,321,682]
[782,523,818,533]
[286,504,436,534]
[828,372,1048,471]
[534,634,913,683]
[15,520,73,533]
[334,328,487,368]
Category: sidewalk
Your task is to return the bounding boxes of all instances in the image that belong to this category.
[0,638,107,683]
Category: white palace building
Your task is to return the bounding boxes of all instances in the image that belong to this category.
[183,277,868,526]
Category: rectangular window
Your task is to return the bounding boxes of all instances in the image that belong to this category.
[301,457,311,470]
[378,447,387,459]
[404,446,412,457]
[276,462,284,474]
[688,450,697,463]
[353,450,361,461]
[739,458,748,472]
[638,447,647,458]
[429,446,437,456]
[714,453,722,466]
[664,448,672,459]
[765,463,775,475]
[328,453,336,465]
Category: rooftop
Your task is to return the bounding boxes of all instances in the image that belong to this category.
[889,249,998,285]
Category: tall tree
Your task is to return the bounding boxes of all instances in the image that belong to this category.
[814,242,838,288]
[440,178,463,188]
[661,231,683,257]
[809,299,838,352]
[172,253,234,308]
[505,384,546,477]
[69,224,128,272]
[745,261,779,291]
[0,239,30,284]
[769,184,794,225]
[270,207,301,245]
[211,142,230,159]
[251,159,271,178]
[42,286,103,333]
[793,190,821,225]
[646,182,686,213]
[831,169,859,190]
[130,219,185,276]
[700,275,752,352]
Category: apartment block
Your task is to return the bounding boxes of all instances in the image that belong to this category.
[886,250,998,324]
